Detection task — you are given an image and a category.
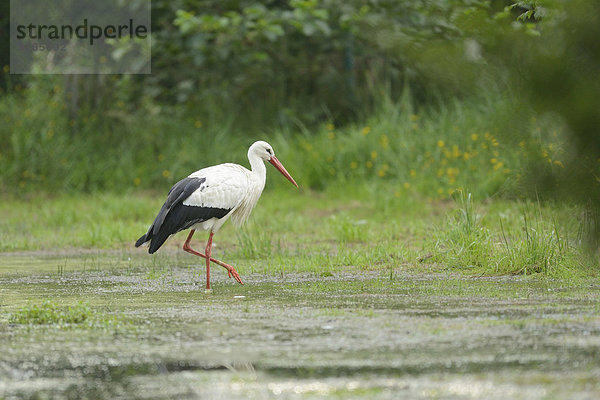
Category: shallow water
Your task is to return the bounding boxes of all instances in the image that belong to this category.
[1,252,599,399]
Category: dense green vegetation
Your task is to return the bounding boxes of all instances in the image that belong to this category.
[0,83,553,197]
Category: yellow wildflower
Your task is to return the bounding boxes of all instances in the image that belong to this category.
[410,114,419,121]
[553,160,564,168]
[379,134,389,149]
[362,126,371,135]
[409,169,416,177]
[350,161,358,169]
[162,170,170,178]
[542,149,549,158]
[133,177,141,186]
[446,167,459,177]
[437,140,445,148]
[491,158,497,164]
[452,145,460,158]
[493,162,504,170]
[403,182,411,189]
[370,151,377,160]
[194,120,203,128]
[471,133,478,141]
[326,122,335,131]
[377,169,385,177]
[366,161,373,168]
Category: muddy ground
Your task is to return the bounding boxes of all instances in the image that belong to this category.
[1,252,599,399]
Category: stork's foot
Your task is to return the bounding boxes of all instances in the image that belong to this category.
[224,264,244,285]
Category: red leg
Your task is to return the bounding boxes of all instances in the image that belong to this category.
[205,231,213,290]
[182,230,244,285]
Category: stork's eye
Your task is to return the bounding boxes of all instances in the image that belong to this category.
[266,148,272,155]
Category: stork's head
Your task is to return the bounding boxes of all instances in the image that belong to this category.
[250,140,276,161]
[249,141,298,188]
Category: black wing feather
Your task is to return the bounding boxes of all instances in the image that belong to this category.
[135,177,231,253]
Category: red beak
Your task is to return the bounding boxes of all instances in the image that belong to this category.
[269,156,299,188]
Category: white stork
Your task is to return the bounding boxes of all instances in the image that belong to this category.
[135,141,298,291]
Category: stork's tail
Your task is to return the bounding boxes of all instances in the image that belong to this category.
[135,228,166,254]
[135,224,154,250]
[135,234,148,248]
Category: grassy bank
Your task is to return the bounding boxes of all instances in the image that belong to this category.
[0,185,595,279]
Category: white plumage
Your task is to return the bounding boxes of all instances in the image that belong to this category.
[183,162,264,230]
[135,141,298,290]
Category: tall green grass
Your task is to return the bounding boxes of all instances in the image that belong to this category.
[0,78,250,193]
[0,77,568,202]
[430,191,581,277]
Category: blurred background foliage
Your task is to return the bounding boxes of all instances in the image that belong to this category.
[0,0,598,223]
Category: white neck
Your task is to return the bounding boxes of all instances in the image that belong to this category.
[248,152,267,185]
